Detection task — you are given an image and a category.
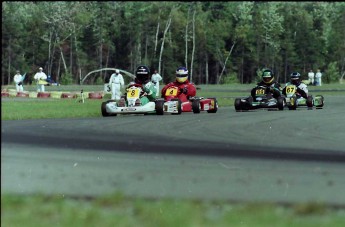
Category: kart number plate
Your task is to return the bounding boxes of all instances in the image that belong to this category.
[286,85,296,95]
[255,88,266,95]
[127,88,140,99]
[165,87,178,96]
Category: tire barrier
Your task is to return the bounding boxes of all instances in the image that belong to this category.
[61,93,77,99]
[16,92,29,97]
[37,92,51,98]
[1,92,9,97]
[88,92,103,99]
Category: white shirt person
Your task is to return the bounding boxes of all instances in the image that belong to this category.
[315,69,322,86]
[151,70,162,97]
[109,69,125,100]
[33,67,47,92]
[13,70,24,92]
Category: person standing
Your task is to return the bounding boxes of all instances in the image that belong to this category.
[13,70,24,92]
[34,67,47,92]
[307,69,315,86]
[315,69,322,86]
[109,69,125,100]
[151,69,162,97]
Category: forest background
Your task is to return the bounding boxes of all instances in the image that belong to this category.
[2,1,345,86]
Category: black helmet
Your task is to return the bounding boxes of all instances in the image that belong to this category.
[290,72,301,86]
[262,69,274,84]
[135,65,150,84]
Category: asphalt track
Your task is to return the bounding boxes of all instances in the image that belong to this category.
[2,95,345,206]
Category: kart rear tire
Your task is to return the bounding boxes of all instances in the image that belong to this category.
[192,99,201,114]
[155,100,164,115]
[277,97,284,110]
[234,98,242,111]
[307,95,313,108]
[207,98,218,113]
[171,98,182,115]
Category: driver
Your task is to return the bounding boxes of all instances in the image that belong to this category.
[161,66,196,102]
[119,65,156,106]
[251,68,282,99]
[282,72,308,99]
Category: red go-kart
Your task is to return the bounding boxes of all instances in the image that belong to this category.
[156,85,218,114]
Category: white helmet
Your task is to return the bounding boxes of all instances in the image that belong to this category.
[115,69,120,74]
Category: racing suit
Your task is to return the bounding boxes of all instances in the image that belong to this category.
[161,79,197,102]
[109,73,125,100]
[251,81,282,100]
[282,82,308,99]
[14,73,24,92]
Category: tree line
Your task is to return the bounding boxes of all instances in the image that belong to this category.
[2,1,345,86]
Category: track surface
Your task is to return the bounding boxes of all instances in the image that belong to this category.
[2,95,345,206]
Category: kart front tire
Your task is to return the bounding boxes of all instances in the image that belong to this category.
[101,102,110,117]
[207,98,218,113]
[234,98,242,111]
[155,100,164,115]
[277,97,284,110]
[101,101,117,117]
[307,95,313,108]
[192,99,201,114]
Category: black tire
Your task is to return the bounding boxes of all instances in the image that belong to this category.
[307,95,313,108]
[277,97,284,110]
[101,102,110,117]
[171,98,182,115]
[101,101,117,117]
[192,99,201,114]
[234,98,242,111]
[155,100,164,115]
[207,98,218,113]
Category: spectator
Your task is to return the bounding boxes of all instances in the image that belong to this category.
[151,69,162,97]
[13,70,24,92]
[307,69,315,85]
[33,67,47,92]
[108,69,125,100]
[315,69,322,86]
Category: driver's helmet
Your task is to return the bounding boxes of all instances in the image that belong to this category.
[290,72,301,86]
[262,69,274,84]
[176,66,189,83]
[135,65,150,84]
[115,69,120,74]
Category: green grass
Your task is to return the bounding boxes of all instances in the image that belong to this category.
[2,83,345,226]
[2,193,345,227]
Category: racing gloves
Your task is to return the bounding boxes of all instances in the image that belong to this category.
[180,87,188,94]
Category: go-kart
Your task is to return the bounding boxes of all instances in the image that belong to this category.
[101,83,174,117]
[157,85,218,114]
[283,84,324,110]
[234,85,285,111]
